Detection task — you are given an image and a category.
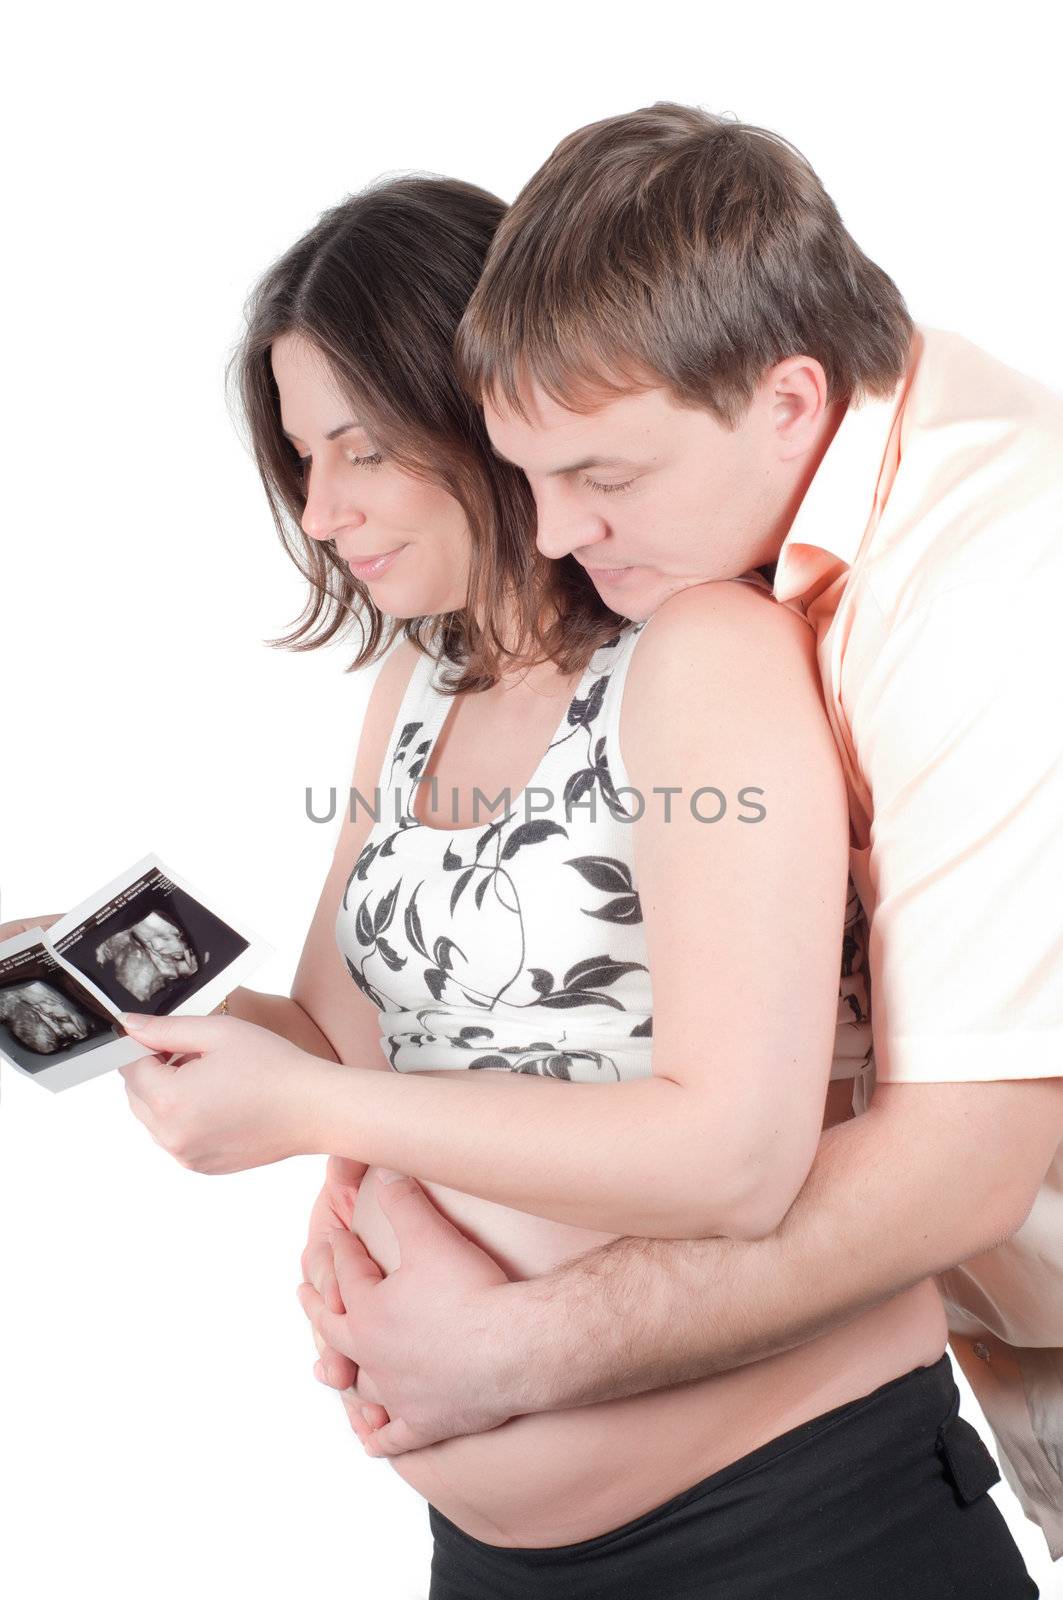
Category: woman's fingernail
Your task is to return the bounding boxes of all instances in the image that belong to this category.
[377,1168,406,1184]
[313,1361,325,1382]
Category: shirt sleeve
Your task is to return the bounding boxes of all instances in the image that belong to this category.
[860,574,1063,1082]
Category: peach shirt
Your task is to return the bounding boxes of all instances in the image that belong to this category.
[770,325,1063,1555]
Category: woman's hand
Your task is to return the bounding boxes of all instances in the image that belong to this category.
[297,1156,392,1438]
[297,1170,515,1457]
[301,1153,369,1388]
[117,1012,338,1174]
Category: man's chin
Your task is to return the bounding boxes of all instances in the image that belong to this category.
[595,571,709,622]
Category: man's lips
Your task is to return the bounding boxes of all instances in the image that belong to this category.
[578,560,642,583]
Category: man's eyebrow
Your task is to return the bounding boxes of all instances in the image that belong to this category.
[491,447,634,476]
[281,421,362,443]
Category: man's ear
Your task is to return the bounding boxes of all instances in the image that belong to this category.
[767,356,830,460]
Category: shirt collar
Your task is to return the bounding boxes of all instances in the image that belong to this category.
[773,334,920,607]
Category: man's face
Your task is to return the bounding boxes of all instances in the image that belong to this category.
[483,379,788,621]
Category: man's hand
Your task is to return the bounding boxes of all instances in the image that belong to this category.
[297,1168,514,1456]
[300,1080,1063,1461]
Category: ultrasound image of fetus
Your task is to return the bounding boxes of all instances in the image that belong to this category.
[0,980,93,1055]
[95,911,199,1002]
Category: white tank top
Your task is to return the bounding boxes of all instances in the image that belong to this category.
[335,585,873,1089]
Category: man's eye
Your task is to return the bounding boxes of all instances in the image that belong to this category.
[583,477,633,495]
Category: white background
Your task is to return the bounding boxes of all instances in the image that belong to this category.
[1,2,1060,1595]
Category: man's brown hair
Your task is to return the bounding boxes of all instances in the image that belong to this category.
[456,102,914,427]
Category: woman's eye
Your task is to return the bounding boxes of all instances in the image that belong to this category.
[583,477,633,496]
[293,450,383,475]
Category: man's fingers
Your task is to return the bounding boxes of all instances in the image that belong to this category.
[339,1388,375,1446]
[339,1389,390,1444]
[364,1416,427,1458]
[318,1343,358,1390]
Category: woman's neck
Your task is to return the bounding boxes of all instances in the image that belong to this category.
[464,592,570,686]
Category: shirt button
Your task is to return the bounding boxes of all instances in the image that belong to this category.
[973,1341,992,1362]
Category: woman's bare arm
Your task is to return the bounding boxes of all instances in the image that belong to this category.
[303,582,850,1240]
[304,1076,1061,1458]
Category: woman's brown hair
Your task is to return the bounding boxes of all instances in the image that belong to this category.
[228,175,617,691]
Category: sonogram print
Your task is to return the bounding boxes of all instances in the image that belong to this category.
[95,911,199,1002]
[0,980,95,1055]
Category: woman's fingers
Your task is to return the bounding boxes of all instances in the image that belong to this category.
[297,1281,358,1389]
[296,1277,388,1453]
[302,1239,345,1315]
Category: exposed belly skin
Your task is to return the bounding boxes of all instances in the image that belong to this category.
[350,1075,950,1548]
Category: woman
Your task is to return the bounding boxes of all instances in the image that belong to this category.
[104,176,1035,1598]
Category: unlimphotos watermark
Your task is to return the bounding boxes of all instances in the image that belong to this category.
[305,781,767,827]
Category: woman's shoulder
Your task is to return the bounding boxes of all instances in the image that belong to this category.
[365,636,430,727]
[348,638,433,796]
[619,578,833,789]
[645,572,800,631]
[628,578,815,691]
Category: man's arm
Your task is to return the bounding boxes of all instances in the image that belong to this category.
[305,1075,1061,1454]
[496,1078,1062,1412]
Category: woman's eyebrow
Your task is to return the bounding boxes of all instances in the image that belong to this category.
[281,421,362,442]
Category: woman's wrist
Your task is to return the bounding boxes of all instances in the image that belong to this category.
[302,1056,364,1158]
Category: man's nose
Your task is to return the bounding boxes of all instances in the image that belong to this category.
[534,501,608,562]
[300,465,366,543]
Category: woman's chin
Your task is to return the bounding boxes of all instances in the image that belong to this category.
[366,579,467,618]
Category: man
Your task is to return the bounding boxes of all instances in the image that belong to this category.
[299,104,1063,1558]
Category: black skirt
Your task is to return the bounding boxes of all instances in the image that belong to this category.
[427,1352,1038,1599]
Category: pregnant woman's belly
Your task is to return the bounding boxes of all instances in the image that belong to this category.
[350,1078,949,1549]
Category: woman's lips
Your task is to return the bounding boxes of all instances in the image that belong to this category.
[346,545,407,580]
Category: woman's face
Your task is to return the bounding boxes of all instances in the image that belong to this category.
[270,331,471,617]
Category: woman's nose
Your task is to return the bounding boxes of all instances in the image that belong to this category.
[300,466,366,543]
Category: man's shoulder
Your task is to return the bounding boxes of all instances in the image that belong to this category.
[864,327,1063,610]
[910,325,1063,445]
